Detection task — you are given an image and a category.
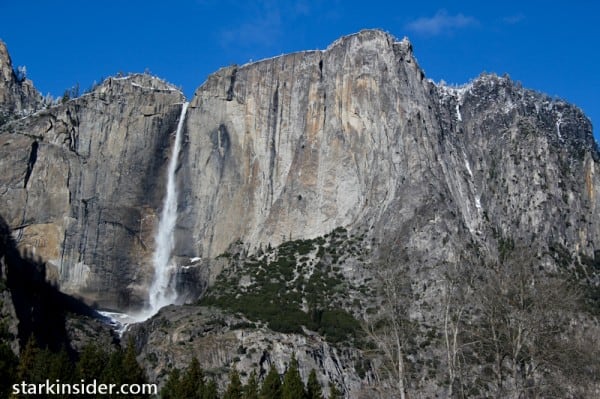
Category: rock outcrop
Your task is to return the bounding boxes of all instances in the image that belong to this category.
[0,40,42,120]
[126,305,369,395]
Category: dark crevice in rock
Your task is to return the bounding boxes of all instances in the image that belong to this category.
[323,91,327,127]
[319,59,323,80]
[103,219,138,237]
[23,141,38,188]
[210,124,231,186]
[259,350,272,378]
[65,163,72,205]
[66,107,80,153]
[226,67,237,101]
[45,117,54,133]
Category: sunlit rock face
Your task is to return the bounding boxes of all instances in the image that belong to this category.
[181,30,426,259]
[180,29,598,263]
[0,29,598,312]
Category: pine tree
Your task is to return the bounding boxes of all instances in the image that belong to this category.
[161,368,181,399]
[16,341,76,398]
[0,342,17,398]
[121,339,148,398]
[180,357,205,399]
[48,346,75,383]
[203,378,219,399]
[76,343,108,381]
[282,355,305,399]
[77,344,110,399]
[45,346,76,399]
[101,348,124,385]
[306,369,323,399]
[28,347,53,383]
[260,365,282,399]
[16,335,39,382]
[328,383,341,399]
[223,366,243,399]
[243,369,259,399]
[122,338,147,385]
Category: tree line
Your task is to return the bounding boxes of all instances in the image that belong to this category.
[0,334,342,399]
[0,337,149,399]
[162,354,341,399]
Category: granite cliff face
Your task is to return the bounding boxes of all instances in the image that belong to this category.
[0,71,185,309]
[126,305,367,394]
[180,32,441,259]
[1,30,599,396]
[179,29,598,279]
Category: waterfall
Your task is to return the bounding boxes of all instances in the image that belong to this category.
[147,101,189,314]
[99,102,189,330]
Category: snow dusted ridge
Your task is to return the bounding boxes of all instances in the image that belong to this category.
[108,74,183,93]
[433,80,472,98]
[432,74,527,122]
[238,30,409,72]
[463,152,474,178]
[433,80,472,122]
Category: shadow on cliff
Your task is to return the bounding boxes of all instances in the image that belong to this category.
[0,214,100,354]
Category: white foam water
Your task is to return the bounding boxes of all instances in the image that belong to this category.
[100,102,189,332]
[147,101,189,316]
[97,310,141,337]
[148,102,189,313]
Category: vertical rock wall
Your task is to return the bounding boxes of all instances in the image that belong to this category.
[0,75,185,309]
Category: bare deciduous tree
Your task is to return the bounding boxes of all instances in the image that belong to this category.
[363,242,415,399]
[466,246,595,398]
[441,259,476,398]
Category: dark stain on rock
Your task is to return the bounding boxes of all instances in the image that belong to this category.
[319,59,323,80]
[23,140,39,188]
[226,67,237,101]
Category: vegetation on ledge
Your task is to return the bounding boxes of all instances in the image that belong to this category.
[200,227,367,344]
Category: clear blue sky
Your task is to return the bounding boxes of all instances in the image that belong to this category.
[1,1,597,138]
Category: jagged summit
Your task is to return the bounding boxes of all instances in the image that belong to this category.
[93,73,183,95]
[326,28,402,48]
[0,39,42,118]
[0,40,12,81]
[195,29,418,97]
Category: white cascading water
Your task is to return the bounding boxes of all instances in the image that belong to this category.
[148,101,189,313]
[99,102,189,332]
